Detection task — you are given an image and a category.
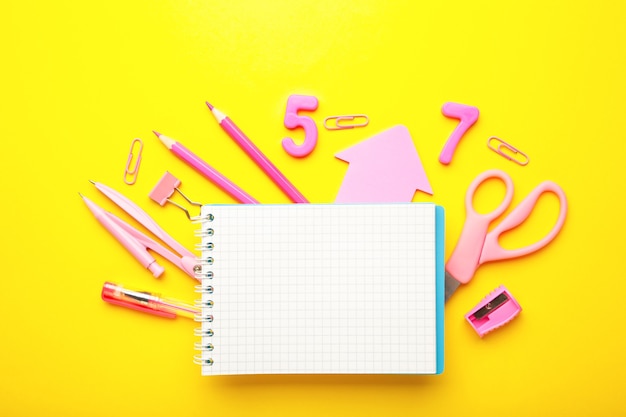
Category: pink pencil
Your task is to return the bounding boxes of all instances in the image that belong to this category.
[153,131,259,204]
[206,101,309,203]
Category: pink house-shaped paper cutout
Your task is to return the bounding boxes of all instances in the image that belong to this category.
[334,125,433,203]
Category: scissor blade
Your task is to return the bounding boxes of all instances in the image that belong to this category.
[445,270,461,302]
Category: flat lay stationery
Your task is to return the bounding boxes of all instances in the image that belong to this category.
[81,100,567,376]
[9,3,626,417]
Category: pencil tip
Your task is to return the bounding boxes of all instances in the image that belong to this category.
[78,192,84,198]
[205,101,214,110]
[88,180,96,185]
[153,131,174,149]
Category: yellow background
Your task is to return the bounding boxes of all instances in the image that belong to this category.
[2,1,625,416]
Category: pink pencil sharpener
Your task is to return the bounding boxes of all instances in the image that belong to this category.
[465,285,522,337]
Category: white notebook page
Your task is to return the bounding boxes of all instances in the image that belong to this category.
[196,204,438,375]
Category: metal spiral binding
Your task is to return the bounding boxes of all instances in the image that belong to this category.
[189,210,215,223]
[194,227,214,238]
[195,299,214,308]
[195,242,214,251]
[193,356,214,366]
[194,284,214,294]
[191,213,215,224]
[194,342,214,351]
[193,314,213,324]
[194,212,215,367]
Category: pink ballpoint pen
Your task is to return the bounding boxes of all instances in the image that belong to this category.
[206,101,309,203]
[153,131,259,204]
[102,282,200,319]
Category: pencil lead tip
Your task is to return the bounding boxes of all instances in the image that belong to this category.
[88,180,96,185]
[205,101,214,110]
[78,192,84,198]
[153,131,174,149]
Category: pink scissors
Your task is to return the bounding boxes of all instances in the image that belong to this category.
[445,169,568,301]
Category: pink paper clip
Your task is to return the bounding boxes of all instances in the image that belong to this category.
[487,136,529,166]
[465,285,522,337]
[124,138,143,185]
[323,114,369,130]
[149,171,202,220]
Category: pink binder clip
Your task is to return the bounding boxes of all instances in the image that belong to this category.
[149,171,202,220]
[465,285,522,337]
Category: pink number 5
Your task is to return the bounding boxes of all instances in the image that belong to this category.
[282,94,319,158]
[439,102,480,165]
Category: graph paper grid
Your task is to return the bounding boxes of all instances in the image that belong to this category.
[196,203,441,375]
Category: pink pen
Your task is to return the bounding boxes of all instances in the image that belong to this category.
[102,282,199,319]
[206,101,309,203]
[154,131,259,204]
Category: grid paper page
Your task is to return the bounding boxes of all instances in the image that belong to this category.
[196,204,438,375]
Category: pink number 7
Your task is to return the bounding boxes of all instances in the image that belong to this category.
[439,102,480,165]
[282,94,319,158]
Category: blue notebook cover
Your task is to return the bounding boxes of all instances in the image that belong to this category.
[435,205,445,374]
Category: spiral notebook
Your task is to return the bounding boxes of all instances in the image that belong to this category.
[194,203,445,375]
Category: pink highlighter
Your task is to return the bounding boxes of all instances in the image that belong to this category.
[465,285,522,337]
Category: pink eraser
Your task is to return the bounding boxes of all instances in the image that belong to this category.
[149,172,181,206]
[465,285,521,337]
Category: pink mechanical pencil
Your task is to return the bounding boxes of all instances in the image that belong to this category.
[206,101,309,203]
[154,131,259,204]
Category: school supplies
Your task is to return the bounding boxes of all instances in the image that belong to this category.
[487,136,529,166]
[439,102,479,165]
[123,138,143,185]
[81,181,198,279]
[324,114,369,130]
[149,171,202,220]
[335,125,432,203]
[194,203,445,375]
[102,282,199,319]
[445,169,567,301]
[153,131,259,204]
[206,101,309,203]
[465,285,521,337]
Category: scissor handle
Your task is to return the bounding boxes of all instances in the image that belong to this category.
[479,180,568,264]
[465,169,515,220]
[446,170,515,284]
